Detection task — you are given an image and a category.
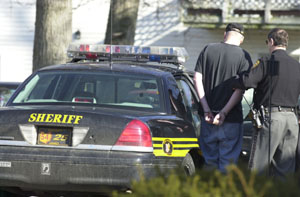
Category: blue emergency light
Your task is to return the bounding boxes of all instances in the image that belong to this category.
[67,44,189,65]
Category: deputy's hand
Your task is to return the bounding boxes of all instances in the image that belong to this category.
[213,111,226,126]
[204,112,214,124]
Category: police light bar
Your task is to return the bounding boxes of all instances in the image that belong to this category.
[67,44,189,65]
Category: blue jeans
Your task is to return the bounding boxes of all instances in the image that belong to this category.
[199,121,243,173]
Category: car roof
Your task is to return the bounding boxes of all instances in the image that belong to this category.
[38,61,191,77]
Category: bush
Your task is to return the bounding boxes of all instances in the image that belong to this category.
[113,165,300,197]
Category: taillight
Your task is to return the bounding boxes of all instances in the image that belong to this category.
[115,120,152,147]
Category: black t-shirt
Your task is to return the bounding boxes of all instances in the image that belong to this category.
[235,49,300,109]
[195,42,252,123]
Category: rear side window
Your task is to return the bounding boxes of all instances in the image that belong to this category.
[176,79,201,137]
[0,85,19,106]
[12,71,163,111]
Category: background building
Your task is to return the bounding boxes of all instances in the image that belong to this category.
[0,0,110,82]
[135,0,300,70]
[0,0,299,81]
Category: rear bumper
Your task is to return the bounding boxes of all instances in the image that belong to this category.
[0,146,181,193]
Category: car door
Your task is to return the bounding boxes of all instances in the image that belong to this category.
[176,75,201,138]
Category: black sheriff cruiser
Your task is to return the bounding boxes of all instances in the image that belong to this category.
[0,44,203,195]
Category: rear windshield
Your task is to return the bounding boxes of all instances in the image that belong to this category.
[12,71,163,111]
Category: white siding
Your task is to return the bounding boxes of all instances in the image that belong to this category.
[134,0,300,70]
[1,0,299,82]
[0,0,110,82]
[0,0,35,82]
[72,0,110,44]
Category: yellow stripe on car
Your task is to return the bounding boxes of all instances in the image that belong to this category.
[153,149,190,157]
[152,137,198,142]
[152,137,199,157]
[152,143,198,148]
[173,144,199,148]
[153,144,163,148]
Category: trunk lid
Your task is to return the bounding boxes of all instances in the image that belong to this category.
[0,105,158,147]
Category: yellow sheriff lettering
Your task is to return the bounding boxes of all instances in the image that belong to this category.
[28,113,37,122]
[67,115,76,124]
[74,116,83,124]
[53,114,62,123]
[28,113,83,124]
[45,114,54,122]
[36,113,46,122]
[62,115,68,123]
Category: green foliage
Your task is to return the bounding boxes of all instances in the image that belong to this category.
[113,165,300,197]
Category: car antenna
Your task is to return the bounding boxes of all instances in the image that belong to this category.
[109,0,113,70]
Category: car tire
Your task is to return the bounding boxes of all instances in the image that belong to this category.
[182,152,195,175]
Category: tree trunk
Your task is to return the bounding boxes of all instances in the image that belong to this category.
[105,0,140,45]
[33,0,72,72]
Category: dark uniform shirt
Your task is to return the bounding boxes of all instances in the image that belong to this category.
[233,49,300,109]
[195,42,252,123]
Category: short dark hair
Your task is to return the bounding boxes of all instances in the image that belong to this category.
[267,28,288,47]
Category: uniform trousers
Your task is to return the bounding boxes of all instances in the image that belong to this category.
[249,111,298,176]
[199,120,243,173]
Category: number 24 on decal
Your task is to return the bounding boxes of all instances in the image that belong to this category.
[53,134,67,142]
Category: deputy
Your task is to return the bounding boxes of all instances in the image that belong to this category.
[232,28,300,176]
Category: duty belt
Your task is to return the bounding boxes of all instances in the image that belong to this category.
[265,106,295,113]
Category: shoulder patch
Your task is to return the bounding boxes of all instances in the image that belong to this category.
[252,60,260,69]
